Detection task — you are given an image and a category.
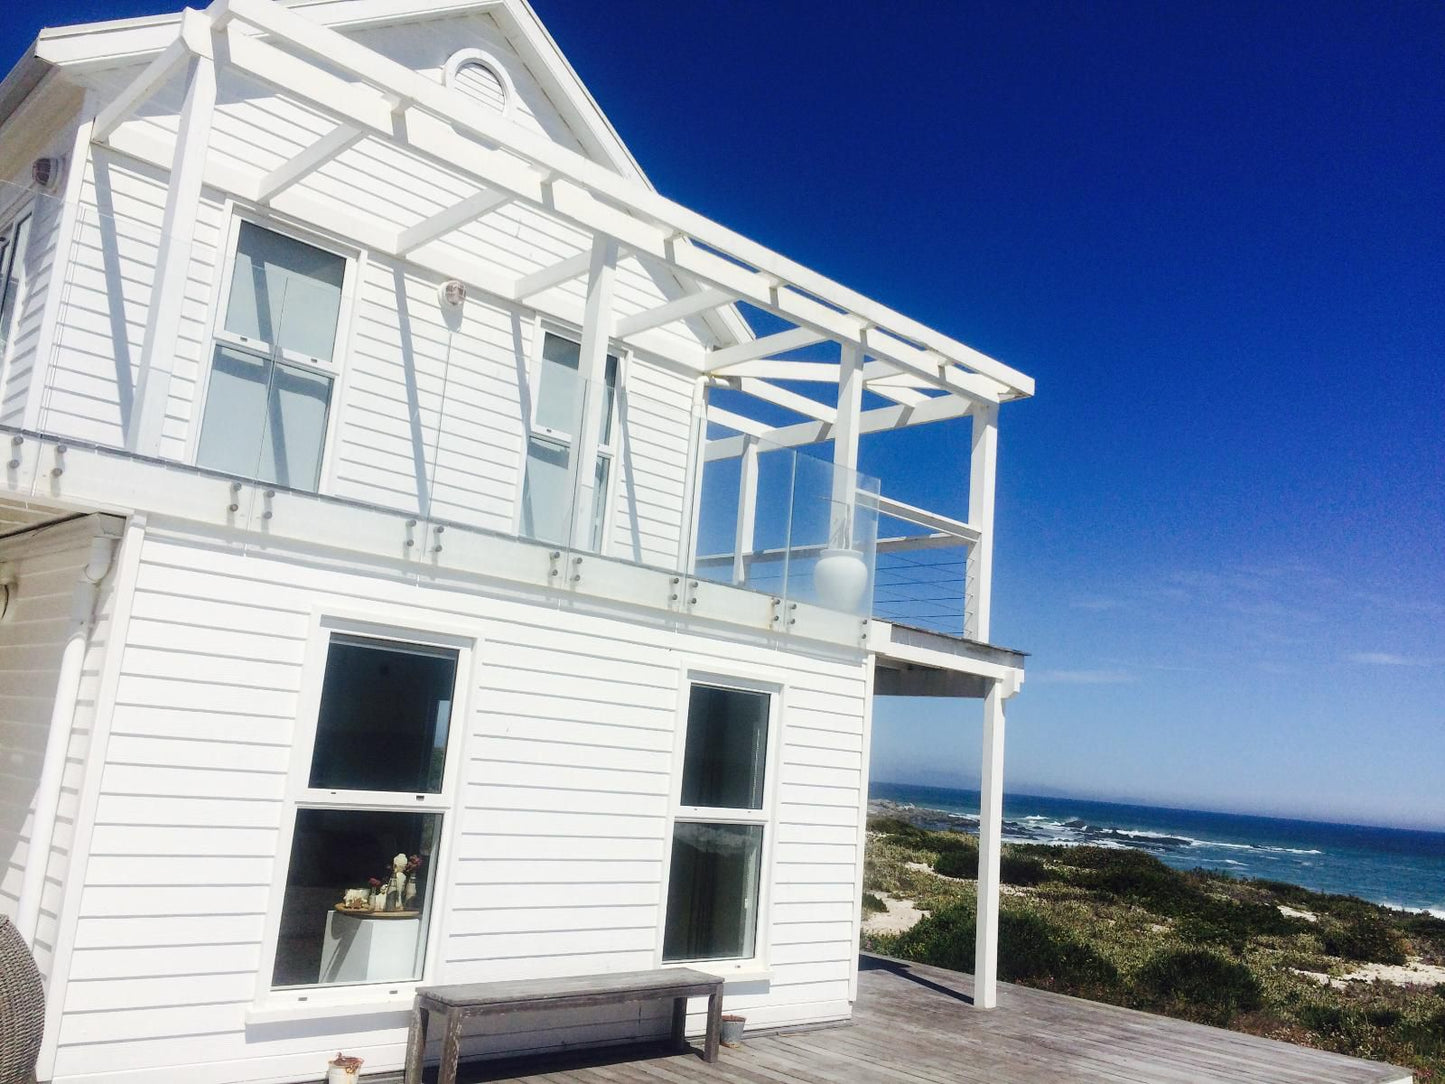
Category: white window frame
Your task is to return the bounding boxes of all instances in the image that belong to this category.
[0,204,35,380]
[656,667,784,977]
[252,610,477,1012]
[188,208,360,491]
[514,318,625,552]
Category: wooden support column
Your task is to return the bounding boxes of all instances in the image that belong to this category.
[570,235,618,550]
[732,436,759,584]
[127,12,216,455]
[965,402,998,641]
[831,341,863,546]
[974,677,1008,1009]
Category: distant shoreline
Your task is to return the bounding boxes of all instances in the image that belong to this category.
[869,786,1445,918]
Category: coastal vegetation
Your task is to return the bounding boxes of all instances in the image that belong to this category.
[862,815,1445,1081]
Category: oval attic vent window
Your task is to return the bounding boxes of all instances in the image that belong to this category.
[452,60,507,113]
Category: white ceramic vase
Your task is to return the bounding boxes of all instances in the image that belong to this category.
[813,548,869,612]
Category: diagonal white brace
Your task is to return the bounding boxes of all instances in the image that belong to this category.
[257,124,364,202]
[397,189,514,255]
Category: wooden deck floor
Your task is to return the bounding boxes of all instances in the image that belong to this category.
[397,955,1414,1084]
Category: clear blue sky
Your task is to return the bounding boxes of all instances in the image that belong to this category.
[7,2,1442,829]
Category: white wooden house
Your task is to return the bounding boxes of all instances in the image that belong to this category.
[0,2,1031,1081]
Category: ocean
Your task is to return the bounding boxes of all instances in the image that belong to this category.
[871,781,1445,916]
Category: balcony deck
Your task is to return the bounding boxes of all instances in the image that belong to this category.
[388,954,1412,1084]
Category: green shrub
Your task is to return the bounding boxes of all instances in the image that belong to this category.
[1365,1006,1403,1028]
[861,891,887,916]
[999,910,1121,992]
[933,845,979,879]
[1321,913,1407,965]
[1134,947,1264,1026]
[890,903,1119,996]
[891,899,977,972]
[868,816,940,847]
[1000,854,1051,886]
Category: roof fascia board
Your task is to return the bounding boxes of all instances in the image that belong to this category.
[33,0,503,69]
[0,53,50,129]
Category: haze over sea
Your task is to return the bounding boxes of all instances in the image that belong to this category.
[872,781,1445,917]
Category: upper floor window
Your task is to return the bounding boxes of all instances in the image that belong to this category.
[196,221,347,491]
[520,330,619,551]
[0,212,33,358]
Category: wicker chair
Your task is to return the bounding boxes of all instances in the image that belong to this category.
[0,915,43,1084]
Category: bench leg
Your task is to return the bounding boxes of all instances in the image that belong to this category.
[671,995,688,1051]
[439,1009,464,1084]
[403,1004,428,1084]
[703,988,722,1063]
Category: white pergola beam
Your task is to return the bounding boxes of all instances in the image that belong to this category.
[396,188,513,255]
[867,384,930,407]
[705,393,973,461]
[512,250,595,301]
[736,378,837,424]
[213,8,1013,408]
[713,360,839,382]
[216,0,1033,398]
[92,34,190,142]
[102,124,708,373]
[706,406,772,439]
[872,495,980,543]
[256,123,363,202]
[708,327,828,372]
[613,288,731,339]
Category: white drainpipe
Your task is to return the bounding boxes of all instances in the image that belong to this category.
[16,532,119,949]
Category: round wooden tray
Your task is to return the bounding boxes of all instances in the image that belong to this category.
[334,905,420,919]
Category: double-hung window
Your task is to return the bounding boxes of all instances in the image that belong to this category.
[0,211,32,360]
[269,629,462,991]
[520,330,619,550]
[197,221,346,491]
[663,682,774,963]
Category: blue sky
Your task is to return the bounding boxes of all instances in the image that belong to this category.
[6,2,1441,828]
[527,0,1444,830]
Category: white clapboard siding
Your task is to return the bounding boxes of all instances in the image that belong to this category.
[0,522,118,984]
[0,112,85,427]
[50,523,867,1081]
[38,148,221,456]
[40,31,706,570]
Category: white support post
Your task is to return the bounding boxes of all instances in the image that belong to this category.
[732,436,759,585]
[974,677,1008,1009]
[830,342,863,547]
[127,13,216,455]
[570,235,618,550]
[965,402,998,641]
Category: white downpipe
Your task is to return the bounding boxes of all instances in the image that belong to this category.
[16,534,118,950]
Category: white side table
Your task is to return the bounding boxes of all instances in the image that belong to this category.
[319,908,421,984]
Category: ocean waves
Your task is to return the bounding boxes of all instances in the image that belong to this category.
[870,782,1445,912]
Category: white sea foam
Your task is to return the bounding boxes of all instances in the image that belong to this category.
[1378,902,1445,920]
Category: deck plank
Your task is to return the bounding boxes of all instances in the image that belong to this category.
[382,953,1413,1084]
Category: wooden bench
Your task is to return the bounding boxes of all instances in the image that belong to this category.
[402,968,725,1084]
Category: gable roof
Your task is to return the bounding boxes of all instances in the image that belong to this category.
[3,0,751,347]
